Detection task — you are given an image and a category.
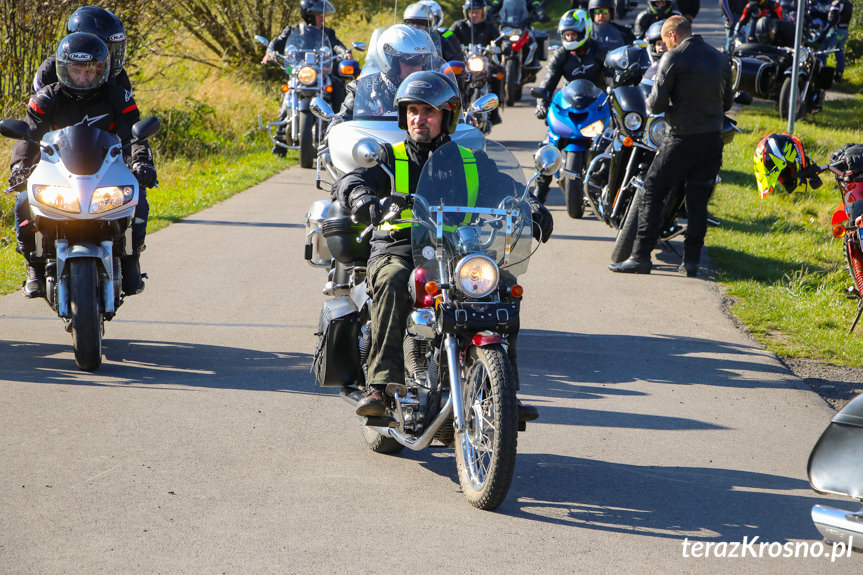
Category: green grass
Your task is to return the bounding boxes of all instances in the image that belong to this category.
[709,63,863,365]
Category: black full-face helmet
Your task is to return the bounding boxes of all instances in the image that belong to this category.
[300,0,336,25]
[648,0,673,16]
[55,32,111,100]
[396,71,462,136]
[66,6,126,78]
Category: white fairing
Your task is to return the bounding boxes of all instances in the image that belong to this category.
[27,133,138,222]
[328,120,486,175]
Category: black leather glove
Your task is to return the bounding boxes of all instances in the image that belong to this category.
[132,163,158,188]
[7,163,32,192]
[348,187,382,226]
[528,193,553,243]
[502,41,513,57]
[535,100,549,120]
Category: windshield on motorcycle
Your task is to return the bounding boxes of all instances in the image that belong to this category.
[561,79,604,110]
[351,55,456,119]
[411,140,533,284]
[499,0,530,28]
[44,125,120,176]
[285,24,333,73]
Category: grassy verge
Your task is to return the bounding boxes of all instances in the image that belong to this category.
[709,62,863,366]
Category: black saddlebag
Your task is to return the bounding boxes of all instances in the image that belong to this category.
[312,296,362,387]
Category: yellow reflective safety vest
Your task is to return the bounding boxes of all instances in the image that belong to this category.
[379,141,479,231]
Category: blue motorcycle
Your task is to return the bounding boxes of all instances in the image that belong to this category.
[532,79,610,218]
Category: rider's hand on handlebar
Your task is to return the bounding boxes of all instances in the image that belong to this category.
[528,194,553,243]
[261,52,274,64]
[535,100,548,120]
[349,188,383,226]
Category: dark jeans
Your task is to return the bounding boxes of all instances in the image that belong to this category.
[15,187,149,259]
[633,132,724,264]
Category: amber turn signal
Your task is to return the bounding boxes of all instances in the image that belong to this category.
[325,85,333,93]
[833,225,847,238]
[281,84,290,93]
[510,284,524,298]
[622,137,633,147]
[425,281,439,295]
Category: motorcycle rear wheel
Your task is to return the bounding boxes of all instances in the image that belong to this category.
[455,344,517,510]
[611,185,642,263]
[562,151,585,219]
[362,425,405,454]
[299,111,315,169]
[70,258,102,371]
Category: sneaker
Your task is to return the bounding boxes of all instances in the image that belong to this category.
[356,387,387,417]
[22,263,45,298]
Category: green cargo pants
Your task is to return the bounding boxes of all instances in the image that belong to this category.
[367,254,413,387]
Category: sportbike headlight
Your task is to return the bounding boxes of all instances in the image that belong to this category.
[624,112,643,131]
[89,185,135,214]
[33,185,80,213]
[468,57,486,73]
[454,254,499,298]
[647,117,669,148]
[297,66,317,85]
[580,119,605,138]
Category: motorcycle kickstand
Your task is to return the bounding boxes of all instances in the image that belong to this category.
[848,301,863,335]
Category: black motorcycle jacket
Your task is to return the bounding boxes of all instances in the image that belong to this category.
[337,134,453,262]
[647,35,734,136]
[591,21,636,51]
[828,0,853,29]
[451,19,501,47]
[434,29,463,62]
[537,41,608,101]
[32,54,133,95]
[268,23,347,56]
[11,82,153,171]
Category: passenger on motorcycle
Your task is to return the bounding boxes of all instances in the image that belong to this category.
[262,0,349,155]
[588,0,635,51]
[9,33,155,297]
[634,0,678,38]
[335,70,551,421]
[404,2,463,62]
[643,19,668,82]
[451,0,505,125]
[534,10,608,120]
[732,0,783,43]
[338,24,437,120]
[32,6,131,95]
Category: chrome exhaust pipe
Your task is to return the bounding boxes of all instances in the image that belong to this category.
[812,504,863,551]
[365,393,453,452]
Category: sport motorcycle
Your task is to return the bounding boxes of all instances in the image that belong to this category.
[1,117,160,371]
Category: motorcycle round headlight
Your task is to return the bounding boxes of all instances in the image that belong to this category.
[580,119,605,138]
[33,184,80,213]
[454,254,499,299]
[647,117,669,148]
[624,112,643,131]
[468,57,486,73]
[297,66,317,85]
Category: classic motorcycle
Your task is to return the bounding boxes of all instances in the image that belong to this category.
[463,43,503,135]
[530,79,610,218]
[808,391,863,551]
[306,138,561,509]
[497,0,549,106]
[256,26,363,169]
[583,44,652,229]
[0,117,161,371]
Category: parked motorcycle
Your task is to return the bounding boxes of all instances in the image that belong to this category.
[463,43,503,135]
[255,26,362,169]
[530,79,610,218]
[497,0,548,105]
[808,391,863,551]
[306,138,560,509]
[0,117,161,371]
[583,44,652,229]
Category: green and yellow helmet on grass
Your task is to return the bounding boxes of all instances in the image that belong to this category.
[754,133,809,197]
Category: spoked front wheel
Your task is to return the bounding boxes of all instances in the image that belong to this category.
[455,344,517,510]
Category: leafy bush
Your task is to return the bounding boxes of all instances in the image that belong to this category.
[147,97,226,158]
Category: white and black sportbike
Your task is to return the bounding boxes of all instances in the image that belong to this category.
[1,116,160,371]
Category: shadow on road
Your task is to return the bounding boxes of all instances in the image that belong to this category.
[0,339,322,395]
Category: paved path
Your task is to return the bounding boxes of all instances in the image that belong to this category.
[1,6,858,574]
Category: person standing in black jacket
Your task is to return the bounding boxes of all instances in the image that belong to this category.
[609,15,733,277]
[822,0,853,81]
[9,33,156,297]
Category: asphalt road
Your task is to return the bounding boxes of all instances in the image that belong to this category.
[1,6,860,574]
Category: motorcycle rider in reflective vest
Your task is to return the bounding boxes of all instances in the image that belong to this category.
[335,70,551,421]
